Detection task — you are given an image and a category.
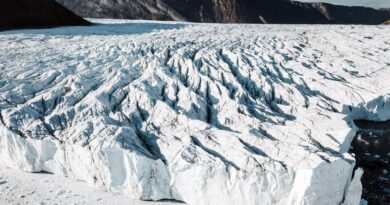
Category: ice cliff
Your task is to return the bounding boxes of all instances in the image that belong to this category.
[1,20,390,204]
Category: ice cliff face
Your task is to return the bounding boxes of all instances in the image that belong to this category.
[0,20,390,204]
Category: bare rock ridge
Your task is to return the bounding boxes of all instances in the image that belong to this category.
[0,0,89,30]
[56,0,390,24]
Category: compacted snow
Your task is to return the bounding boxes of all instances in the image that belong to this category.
[0,19,389,205]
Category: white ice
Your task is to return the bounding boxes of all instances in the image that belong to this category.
[0,19,390,205]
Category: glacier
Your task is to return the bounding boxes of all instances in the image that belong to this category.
[0,20,390,205]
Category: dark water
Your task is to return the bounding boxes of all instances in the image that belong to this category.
[350,120,390,205]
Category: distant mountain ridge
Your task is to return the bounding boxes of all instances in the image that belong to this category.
[56,0,390,24]
[0,0,89,31]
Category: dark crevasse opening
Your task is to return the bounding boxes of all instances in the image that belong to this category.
[349,120,390,205]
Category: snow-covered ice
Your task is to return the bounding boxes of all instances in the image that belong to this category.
[0,19,390,205]
[0,167,175,205]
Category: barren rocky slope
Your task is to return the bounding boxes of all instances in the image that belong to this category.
[56,0,390,24]
[0,0,89,30]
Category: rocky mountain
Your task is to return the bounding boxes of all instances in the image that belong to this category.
[0,0,89,30]
[56,0,390,24]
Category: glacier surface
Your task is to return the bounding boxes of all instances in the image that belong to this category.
[0,20,390,205]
